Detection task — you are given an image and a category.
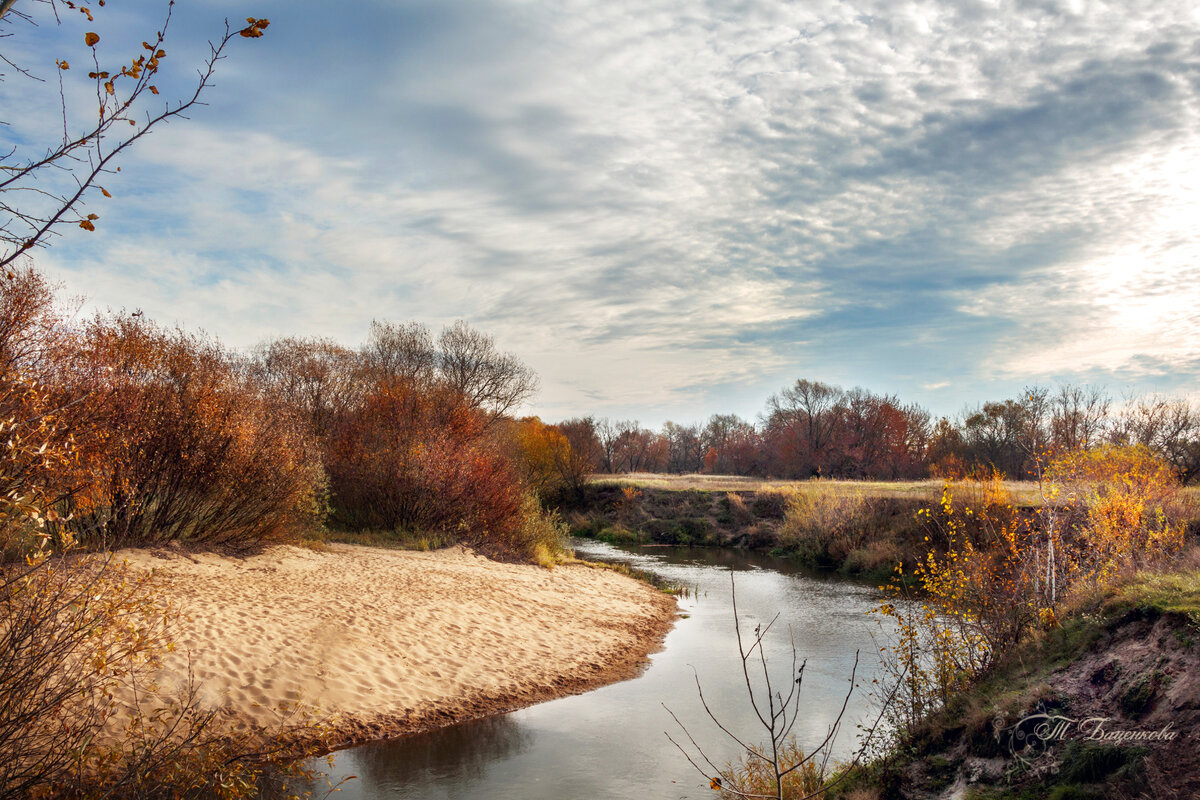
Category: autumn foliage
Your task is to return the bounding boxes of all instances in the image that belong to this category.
[0,266,565,796]
[874,448,1188,735]
[53,315,325,551]
[1,277,334,798]
[324,382,522,543]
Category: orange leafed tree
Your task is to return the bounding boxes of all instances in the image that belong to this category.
[504,416,572,500]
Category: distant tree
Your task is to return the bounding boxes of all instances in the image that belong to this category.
[552,417,602,497]
[1050,384,1110,454]
[661,420,704,473]
[721,417,763,475]
[959,387,1049,479]
[594,417,619,473]
[701,413,754,474]
[1109,394,1200,483]
[763,379,842,477]
[613,420,662,472]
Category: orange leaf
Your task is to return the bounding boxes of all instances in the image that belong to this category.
[148,85,159,95]
[78,220,96,231]
[84,32,100,46]
[101,188,112,198]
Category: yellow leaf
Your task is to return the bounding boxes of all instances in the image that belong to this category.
[58,60,70,70]
[78,220,96,231]
[709,777,722,790]
[104,80,114,95]
[84,32,100,46]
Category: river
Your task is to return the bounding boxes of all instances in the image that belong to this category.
[303,539,893,799]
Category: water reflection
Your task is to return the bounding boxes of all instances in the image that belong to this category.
[304,540,891,800]
[344,715,531,791]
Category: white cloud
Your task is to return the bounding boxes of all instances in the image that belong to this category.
[15,0,1200,421]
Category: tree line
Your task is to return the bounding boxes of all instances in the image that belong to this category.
[554,379,1200,483]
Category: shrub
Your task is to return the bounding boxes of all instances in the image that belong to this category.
[872,451,1188,737]
[504,417,572,500]
[1047,444,1186,585]
[502,494,569,567]
[777,485,873,564]
[725,492,755,528]
[718,738,826,800]
[873,475,1048,734]
[751,488,789,519]
[59,315,324,551]
[0,366,330,798]
[324,382,516,531]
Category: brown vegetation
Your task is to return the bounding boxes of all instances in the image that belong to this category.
[568,380,1200,485]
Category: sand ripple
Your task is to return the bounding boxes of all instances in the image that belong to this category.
[117,544,676,748]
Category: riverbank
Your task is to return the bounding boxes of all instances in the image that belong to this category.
[839,568,1200,799]
[118,543,678,752]
[566,481,938,582]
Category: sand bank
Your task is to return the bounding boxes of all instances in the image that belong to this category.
[118,544,676,749]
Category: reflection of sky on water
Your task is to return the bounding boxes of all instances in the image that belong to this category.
[307,542,892,799]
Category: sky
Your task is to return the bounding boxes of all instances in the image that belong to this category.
[4,0,1200,426]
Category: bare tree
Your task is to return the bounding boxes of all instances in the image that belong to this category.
[0,1,269,269]
[363,319,437,387]
[1050,384,1110,453]
[765,380,842,477]
[1109,394,1200,483]
[666,573,894,800]
[662,420,704,473]
[248,336,358,434]
[436,320,538,417]
[595,417,619,473]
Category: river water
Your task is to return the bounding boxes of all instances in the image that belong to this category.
[304,540,892,799]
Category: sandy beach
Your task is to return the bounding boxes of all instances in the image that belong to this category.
[117,544,676,750]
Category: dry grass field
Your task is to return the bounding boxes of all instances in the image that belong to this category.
[591,472,1045,504]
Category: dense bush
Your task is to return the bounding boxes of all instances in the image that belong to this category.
[324,381,522,538]
[873,450,1189,737]
[56,315,325,551]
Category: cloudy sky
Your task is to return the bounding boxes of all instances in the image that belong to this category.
[6,0,1200,425]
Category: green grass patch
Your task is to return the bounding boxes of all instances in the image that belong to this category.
[1098,569,1200,621]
